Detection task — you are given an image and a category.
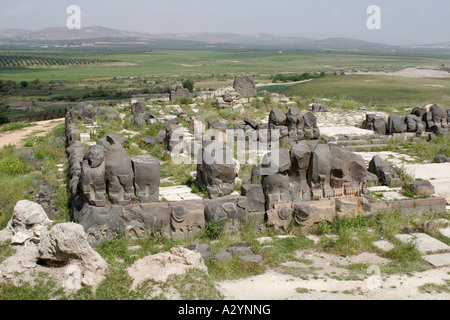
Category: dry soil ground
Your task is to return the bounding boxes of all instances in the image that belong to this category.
[216,249,450,300]
[0,118,65,149]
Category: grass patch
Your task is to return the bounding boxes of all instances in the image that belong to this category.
[384,135,450,162]
[0,272,65,300]
[281,74,450,107]
[418,280,450,294]
[0,241,15,264]
[295,287,310,294]
[0,121,36,133]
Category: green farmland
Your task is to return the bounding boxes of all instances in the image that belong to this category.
[0,46,449,109]
[280,74,450,108]
[1,48,449,81]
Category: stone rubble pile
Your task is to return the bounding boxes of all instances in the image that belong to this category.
[361,103,450,137]
[0,200,107,292]
[61,86,448,244]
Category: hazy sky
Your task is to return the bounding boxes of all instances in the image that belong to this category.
[0,0,449,45]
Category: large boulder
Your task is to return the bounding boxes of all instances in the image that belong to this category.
[189,116,205,136]
[266,202,292,231]
[233,75,256,97]
[387,114,407,134]
[361,114,386,135]
[311,103,328,112]
[405,115,422,132]
[302,112,320,140]
[329,146,377,188]
[430,104,447,123]
[244,116,259,130]
[261,148,291,175]
[241,184,265,212]
[71,102,97,123]
[170,84,190,102]
[368,155,401,186]
[404,180,435,196]
[165,124,184,152]
[269,108,287,126]
[131,99,147,115]
[0,202,107,292]
[0,200,52,244]
[38,223,106,267]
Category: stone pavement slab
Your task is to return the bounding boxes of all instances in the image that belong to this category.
[439,228,450,239]
[373,240,395,252]
[319,126,375,137]
[394,233,450,254]
[159,185,203,202]
[403,163,450,201]
[422,253,450,267]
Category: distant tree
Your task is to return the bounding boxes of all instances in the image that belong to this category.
[20,81,29,89]
[182,79,195,92]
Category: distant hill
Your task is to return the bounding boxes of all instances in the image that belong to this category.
[0,29,30,38]
[405,42,450,49]
[7,26,152,41]
[148,32,313,46]
[309,37,397,50]
[0,26,447,50]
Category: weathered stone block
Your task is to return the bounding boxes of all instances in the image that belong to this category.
[204,195,248,225]
[266,202,292,231]
[105,144,135,205]
[80,145,106,207]
[132,155,160,202]
[169,201,205,239]
[292,200,336,231]
[197,140,237,198]
[233,75,256,97]
[241,184,265,212]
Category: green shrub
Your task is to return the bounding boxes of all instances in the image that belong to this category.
[0,155,32,176]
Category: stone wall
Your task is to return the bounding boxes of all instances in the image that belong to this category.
[64,102,447,244]
[362,103,450,136]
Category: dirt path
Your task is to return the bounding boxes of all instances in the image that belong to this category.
[0,118,65,149]
[350,67,450,78]
[216,249,450,300]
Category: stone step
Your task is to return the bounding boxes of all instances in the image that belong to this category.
[370,138,388,144]
[158,185,203,202]
[335,139,369,146]
[344,144,388,152]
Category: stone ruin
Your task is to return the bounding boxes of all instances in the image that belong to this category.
[233,74,257,97]
[361,103,450,137]
[63,98,447,245]
[170,84,190,102]
[258,141,377,230]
